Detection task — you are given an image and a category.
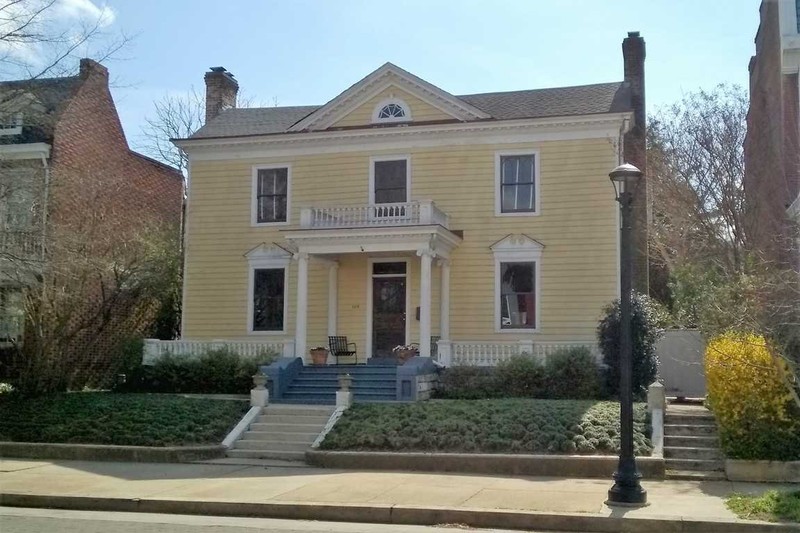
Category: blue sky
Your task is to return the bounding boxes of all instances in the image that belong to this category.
[95,0,758,149]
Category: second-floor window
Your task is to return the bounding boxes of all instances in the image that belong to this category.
[371,157,410,218]
[254,166,289,224]
[496,153,539,215]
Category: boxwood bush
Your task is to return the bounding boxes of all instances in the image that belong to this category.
[435,347,603,400]
[118,347,277,394]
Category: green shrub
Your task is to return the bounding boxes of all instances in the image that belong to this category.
[597,293,665,399]
[435,365,501,399]
[126,348,278,394]
[496,354,546,397]
[544,347,602,399]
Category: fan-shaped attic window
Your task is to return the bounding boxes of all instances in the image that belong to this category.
[371,98,411,123]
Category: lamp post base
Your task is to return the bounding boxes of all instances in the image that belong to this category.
[606,470,648,507]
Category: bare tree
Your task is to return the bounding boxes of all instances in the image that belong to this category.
[648,84,800,409]
[0,0,129,81]
[138,89,255,177]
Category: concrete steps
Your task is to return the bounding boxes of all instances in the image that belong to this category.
[227,404,334,462]
[663,404,726,480]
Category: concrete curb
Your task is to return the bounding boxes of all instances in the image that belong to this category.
[0,442,225,463]
[306,450,665,479]
[1,493,794,533]
[726,460,800,483]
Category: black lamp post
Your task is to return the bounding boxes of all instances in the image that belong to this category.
[606,163,647,507]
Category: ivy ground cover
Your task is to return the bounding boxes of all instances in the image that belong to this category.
[321,399,652,455]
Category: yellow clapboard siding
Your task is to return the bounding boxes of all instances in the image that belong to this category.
[331,86,454,128]
[182,137,620,348]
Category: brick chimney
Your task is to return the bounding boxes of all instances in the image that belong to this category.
[621,31,649,294]
[204,66,239,123]
[79,58,109,81]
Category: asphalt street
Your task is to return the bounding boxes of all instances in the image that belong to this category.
[0,507,564,533]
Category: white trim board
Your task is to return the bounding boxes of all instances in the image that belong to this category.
[180,113,633,161]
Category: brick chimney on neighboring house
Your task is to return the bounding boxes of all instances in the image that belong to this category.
[204,66,239,123]
[621,31,649,294]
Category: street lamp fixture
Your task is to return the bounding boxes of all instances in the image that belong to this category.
[606,162,647,507]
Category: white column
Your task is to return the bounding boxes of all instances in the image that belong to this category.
[438,258,451,342]
[418,248,434,357]
[327,261,338,338]
[295,252,309,360]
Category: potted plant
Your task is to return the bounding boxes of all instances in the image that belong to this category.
[309,347,328,365]
[392,343,419,363]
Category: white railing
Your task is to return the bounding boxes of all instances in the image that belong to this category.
[437,340,599,367]
[142,338,296,365]
[299,200,449,229]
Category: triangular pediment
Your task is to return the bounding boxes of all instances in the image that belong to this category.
[490,234,545,254]
[288,62,490,132]
[244,243,292,261]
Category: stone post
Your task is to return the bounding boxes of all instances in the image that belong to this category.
[250,370,269,407]
[647,381,665,457]
[336,373,353,408]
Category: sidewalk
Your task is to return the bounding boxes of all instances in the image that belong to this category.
[1,459,798,532]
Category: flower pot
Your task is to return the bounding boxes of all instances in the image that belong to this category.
[310,349,328,365]
[395,349,418,364]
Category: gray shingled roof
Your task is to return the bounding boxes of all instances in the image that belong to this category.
[189,81,631,140]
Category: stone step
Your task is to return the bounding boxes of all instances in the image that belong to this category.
[226,448,306,462]
[664,435,719,448]
[287,385,395,395]
[234,439,312,452]
[282,391,396,401]
[273,398,335,405]
[263,405,334,415]
[664,413,715,425]
[666,469,727,481]
[299,366,397,374]
[664,458,724,472]
[293,376,396,384]
[664,424,717,436]
[256,414,330,425]
[250,422,326,433]
[664,446,723,461]
[241,431,318,444]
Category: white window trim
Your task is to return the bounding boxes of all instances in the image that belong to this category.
[365,257,411,358]
[0,113,23,136]
[371,97,412,124]
[251,163,291,227]
[492,238,543,334]
[246,249,291,335]
[369,154,411,206]
[494,149,541,217]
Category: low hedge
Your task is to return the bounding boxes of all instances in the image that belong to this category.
[436,347,603,400]
[321,399,652,456]
[118,347,278,394]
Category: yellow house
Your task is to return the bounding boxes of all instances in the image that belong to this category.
[162,32,648,368]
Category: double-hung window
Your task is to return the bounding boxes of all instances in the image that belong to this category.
[499,262,536,329]
[253,166,289,225]
[492,234,543,332]
[371,156,409,218]
[252,268,285,332]
[496,152,539,215]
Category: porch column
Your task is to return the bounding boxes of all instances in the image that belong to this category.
[417,248,434,357]
[438,258,450,341]
[295,252,309,360]
[327,261,338,337]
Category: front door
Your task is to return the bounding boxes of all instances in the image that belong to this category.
[371,262,407,357]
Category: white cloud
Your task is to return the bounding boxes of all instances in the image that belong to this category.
[54,0,116,27]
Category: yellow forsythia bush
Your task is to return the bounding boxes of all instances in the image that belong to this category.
[705,332,800,460]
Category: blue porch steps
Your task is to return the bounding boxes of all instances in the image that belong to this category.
[277,364,398,405]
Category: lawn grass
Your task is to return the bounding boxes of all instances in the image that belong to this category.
[320,399,652,455]
[0,393,249,446]
[726,491,800,523]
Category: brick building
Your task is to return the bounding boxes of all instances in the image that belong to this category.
[745,0,800,268]
[0,59,183,385]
